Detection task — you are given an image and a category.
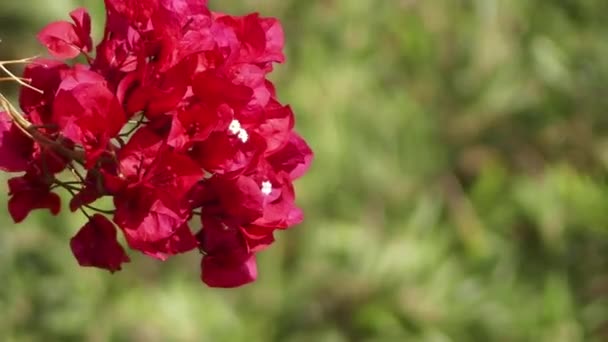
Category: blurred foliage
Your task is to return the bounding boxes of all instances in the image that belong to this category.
[2,0,608,341]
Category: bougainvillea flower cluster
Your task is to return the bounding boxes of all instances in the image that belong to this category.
[0,0,312,287]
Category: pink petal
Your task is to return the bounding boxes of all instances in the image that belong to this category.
[37,21,81,59]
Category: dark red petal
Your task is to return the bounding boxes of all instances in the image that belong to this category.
[201,253,257,288]
[168,103,232,149]
[8,190,60,223]
[19,59,69,125]
[69,184,102,212]
[70,214,130,272]
[116,72,140,111]
[215,176,264,223]
[192,71,253,108]
[148,152,203,201]
[192,131,265,177]
[0,111,33,172]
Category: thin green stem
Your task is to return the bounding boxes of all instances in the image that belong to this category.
[119,114,147,138]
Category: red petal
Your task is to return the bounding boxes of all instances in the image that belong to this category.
[104,0,159,24]
[201,253,257,288]
[69,184,102,212]
[127,223,198,261]
[52,68,126,165]
[8,189,60,223]
[268,132,313,180]
[192,131,265,177]
[256,102,294,155]
[69,8,93,52]
[192,71,253,108]
[19,59,69,125]
[241,225,275,252]
[214,176,264,223]
[114,194,186,244]
[70,214,130,272]
[37,21,81,59]
[0,111,33,172]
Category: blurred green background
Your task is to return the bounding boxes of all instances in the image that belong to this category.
[2,0,608,341]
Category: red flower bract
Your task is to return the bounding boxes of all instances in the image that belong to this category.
[37,8,93,60]
[70,214,130,272]
[52,66,126,166]
[0,111,33,172]
[8,170,61,223]
[0,0,313,287]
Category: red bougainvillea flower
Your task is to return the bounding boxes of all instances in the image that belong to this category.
[8,166,61,223]
[198,216,258,288]
[70,214,130,272]
[52,66,126,166]
[0,0,313,288]
[112,128,202,250]
[0,111,33,172]
[37,8,93,60]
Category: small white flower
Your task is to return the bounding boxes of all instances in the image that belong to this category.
[228,119,241,135]
[228,119,249,143]
[203,170,214,180]
[237,129,249,143]
[261,181,272,195]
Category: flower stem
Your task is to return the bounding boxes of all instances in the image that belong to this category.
[0,93,86,163]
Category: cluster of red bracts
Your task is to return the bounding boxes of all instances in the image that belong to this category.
[0,0,312,287]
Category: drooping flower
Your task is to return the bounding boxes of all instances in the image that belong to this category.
[198,216,257,288]
[70,214,130,272]
[8,166,60,223]
[0,111,34,172]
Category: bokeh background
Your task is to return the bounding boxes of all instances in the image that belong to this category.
[2,0,608,341]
